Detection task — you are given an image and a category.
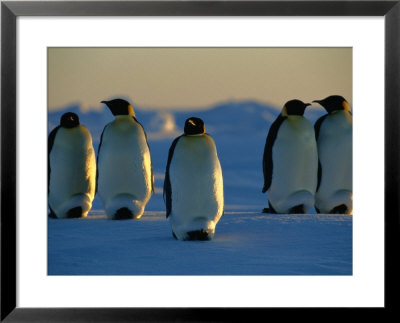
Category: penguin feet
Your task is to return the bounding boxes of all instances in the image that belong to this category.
[262,201,277,214]
[289,204,305,214]
[329,204,348,214]
[186,229,211,241]
[113,207,134,220]
[67,206,82,218]
[173,230,212,241]
[262,204,305,214]
[262,208,275,214]
[48,208,57,218]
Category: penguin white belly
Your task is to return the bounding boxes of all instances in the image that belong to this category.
[49,126,96,218]
[268,117,318,213]
[169,136,224,240]
[97,118,152,219]
[316,111,352,213]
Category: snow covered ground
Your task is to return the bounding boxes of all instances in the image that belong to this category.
[48,101,352,276]
[48,211,351,275]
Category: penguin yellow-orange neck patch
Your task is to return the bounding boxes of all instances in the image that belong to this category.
[128,105,135,116]
[281,106,288,116]
[342,101,351,112]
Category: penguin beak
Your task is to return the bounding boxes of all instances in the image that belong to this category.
[305,103,311,108]
[101,100,108,105]
[312,100,321,104]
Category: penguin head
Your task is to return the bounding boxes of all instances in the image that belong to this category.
[101,98,135,116]
[282,99,311,116]
[184,117,205,136]
[313,95,350,113]
[60,112,80,128]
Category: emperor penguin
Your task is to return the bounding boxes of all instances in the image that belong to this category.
[97,98,154,220]
[48,112,96,218]
[313,95,353,214]
[262,99,318,214]
[163,117,224,241]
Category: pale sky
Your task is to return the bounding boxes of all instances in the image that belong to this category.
[48,47,352,111]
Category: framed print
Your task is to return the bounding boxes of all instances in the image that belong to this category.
[1,0,399,321]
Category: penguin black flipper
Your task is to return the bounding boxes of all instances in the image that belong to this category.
[317,160,322,192]
[133,116,155,194]
[262,115,286,193]
[48,206,57,218]
[314,114,328,191]
[48,125,61,194]
[314,114,328,140]
[164,135,183,218]
[95,124,109,194]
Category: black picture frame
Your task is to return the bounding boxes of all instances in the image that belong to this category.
[1,1,399,321]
